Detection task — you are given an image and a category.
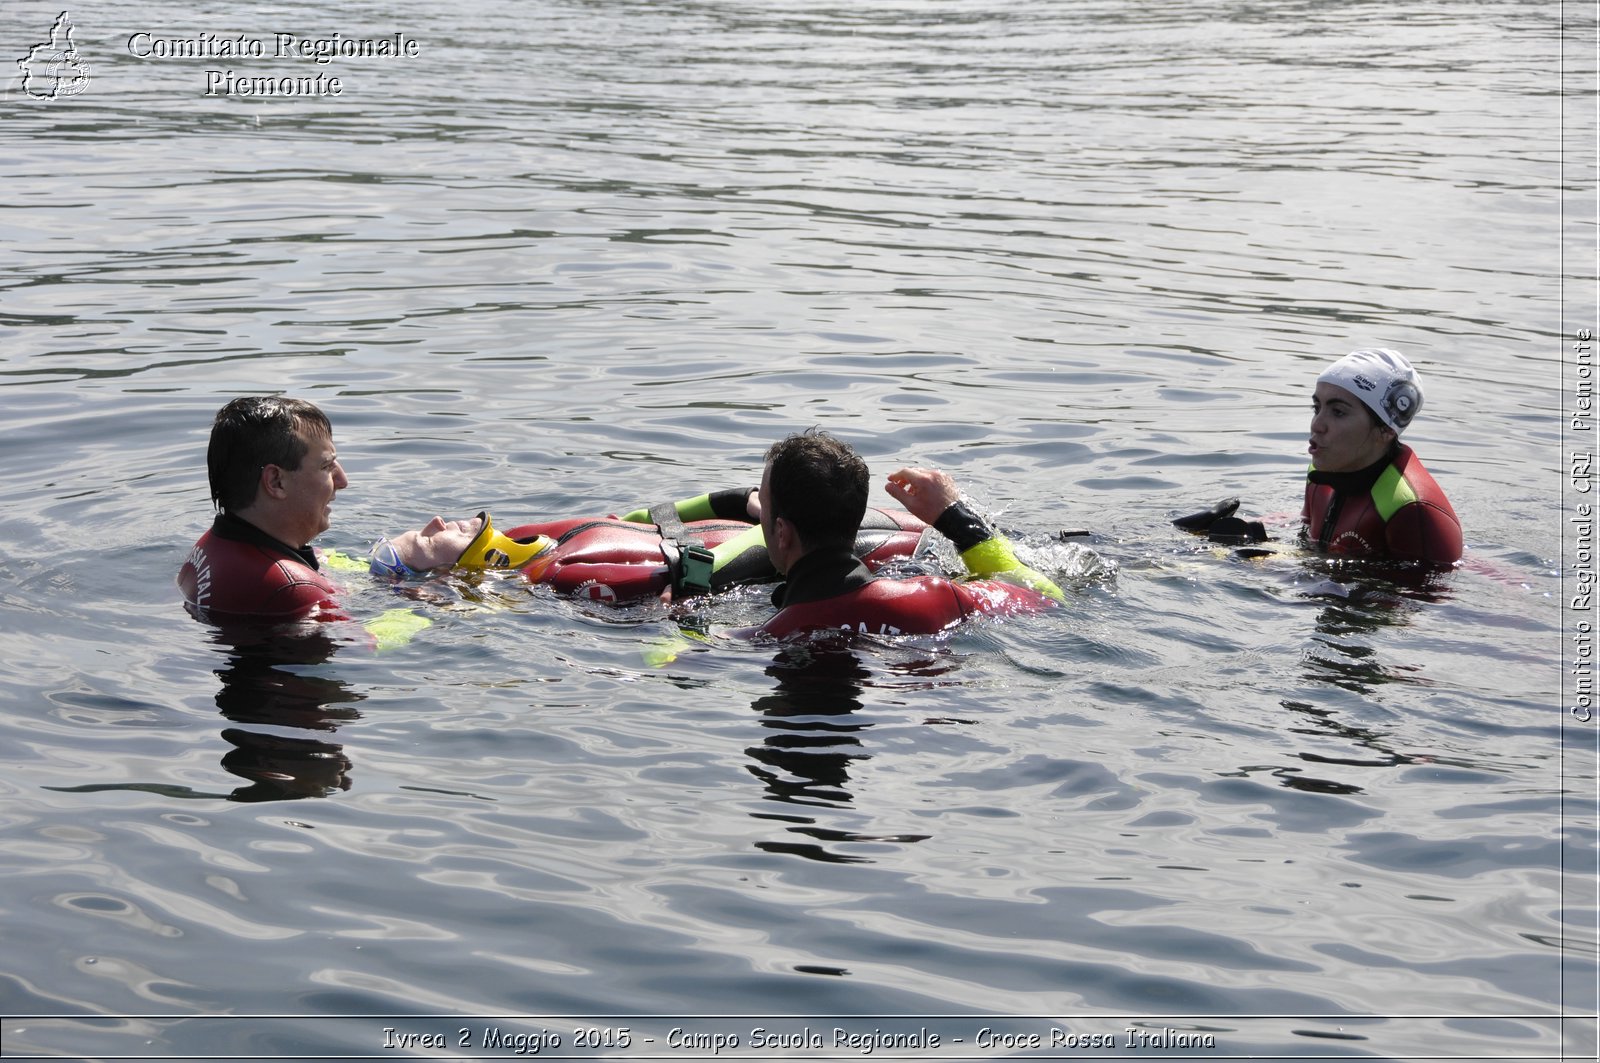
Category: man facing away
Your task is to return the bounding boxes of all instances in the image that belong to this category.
[751,429,1064,639]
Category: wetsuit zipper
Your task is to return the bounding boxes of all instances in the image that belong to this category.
[1318,494,1342,550]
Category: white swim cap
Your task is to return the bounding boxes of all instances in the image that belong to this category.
[1317,348,1422,434]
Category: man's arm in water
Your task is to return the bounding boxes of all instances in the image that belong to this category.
[885,467,1065,603]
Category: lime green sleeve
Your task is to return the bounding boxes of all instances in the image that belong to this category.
[707,523,768,583]
[960,536,1066,604]
[620,495,704,524]
[620,489,755,525]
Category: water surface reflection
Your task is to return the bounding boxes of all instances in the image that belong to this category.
[749,647,940,862]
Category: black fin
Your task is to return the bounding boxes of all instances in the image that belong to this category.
[1172,497,1240,532]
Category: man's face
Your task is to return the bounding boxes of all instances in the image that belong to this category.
[390,515,483,571]
[274,428,347,547]
[758,461,788,574]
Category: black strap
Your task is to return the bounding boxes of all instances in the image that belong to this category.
[650,503,715,595]
[649,502,688,543]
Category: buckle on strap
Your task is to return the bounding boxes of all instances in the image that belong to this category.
[651,502,714,596]
[677,544,715,595]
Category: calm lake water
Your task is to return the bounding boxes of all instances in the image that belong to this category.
[1,0,1593,1059]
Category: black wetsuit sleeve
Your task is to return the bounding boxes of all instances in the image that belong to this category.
[707,488,758,522]
[933,501,995,553]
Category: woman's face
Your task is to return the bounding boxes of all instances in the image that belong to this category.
[1309,382,1395,473]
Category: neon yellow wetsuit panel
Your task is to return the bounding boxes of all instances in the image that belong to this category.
[960,536,1066,603]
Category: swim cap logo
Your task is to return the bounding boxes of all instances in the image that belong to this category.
[483,548,511,568]
[17,11,91,99]
[1382,377,1421,429]
[1350,373,1378,393]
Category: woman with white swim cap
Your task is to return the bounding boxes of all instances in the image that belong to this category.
[1303,348,1461,565]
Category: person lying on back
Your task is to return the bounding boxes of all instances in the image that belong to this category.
[372,430,1064,638]
[371,489,927,605]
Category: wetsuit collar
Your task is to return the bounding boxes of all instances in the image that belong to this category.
[772,546,874,608]
[211,511,320,571]
[1307,441,1401,496]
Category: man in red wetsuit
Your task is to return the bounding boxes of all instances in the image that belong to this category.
[177,397,353,623]
[751,430,1063,639]
[1303,348,1462,566]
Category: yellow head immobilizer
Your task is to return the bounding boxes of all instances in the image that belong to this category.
[454,511,554,571]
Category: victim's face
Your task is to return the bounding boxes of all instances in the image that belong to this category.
[392,515,484,570]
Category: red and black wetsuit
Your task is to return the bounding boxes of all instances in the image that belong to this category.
[177,512,346,623]
[756,502,1062,639]
[1302,443,1462,565]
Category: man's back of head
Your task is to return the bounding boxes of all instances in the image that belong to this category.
[763,429,870,553]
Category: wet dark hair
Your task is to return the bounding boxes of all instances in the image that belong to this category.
[764,429,869,550]
[207,397,332,513]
